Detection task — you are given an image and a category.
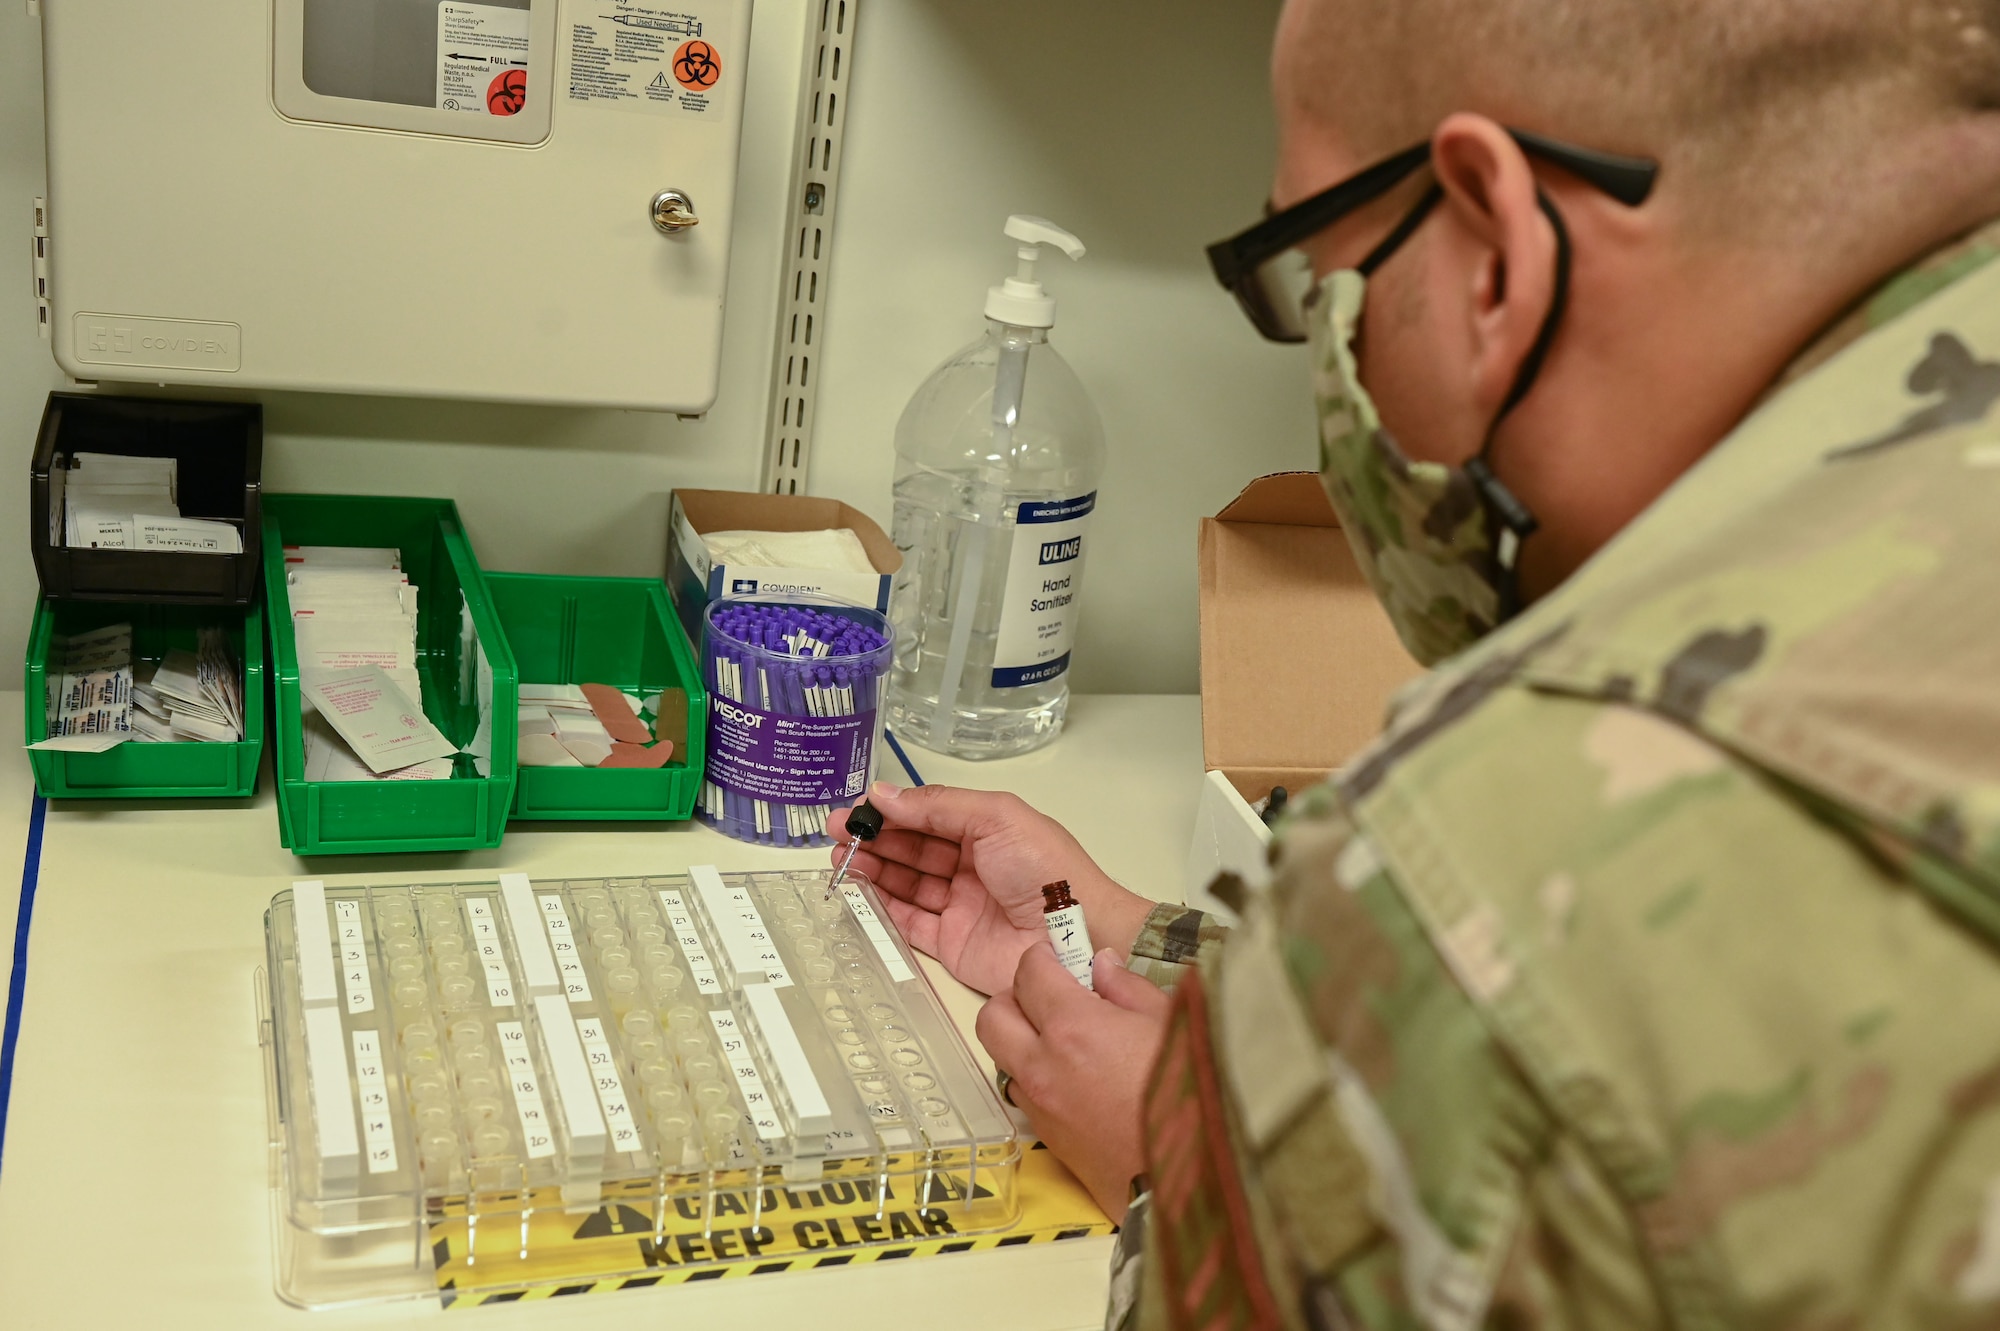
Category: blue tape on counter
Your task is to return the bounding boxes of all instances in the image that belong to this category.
[0,795,49,1179]
[882,727,925,788]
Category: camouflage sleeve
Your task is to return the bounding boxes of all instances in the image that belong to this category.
[1124,901,1229,994]
[1123,686,2000,1331]
[1124,793,1643,1331]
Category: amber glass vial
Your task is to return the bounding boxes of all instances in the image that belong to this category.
[1040,880,1094,989]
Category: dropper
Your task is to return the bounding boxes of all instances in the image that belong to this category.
[827,799,884,899]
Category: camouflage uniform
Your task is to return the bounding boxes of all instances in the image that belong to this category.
[1115,221,2000,1329]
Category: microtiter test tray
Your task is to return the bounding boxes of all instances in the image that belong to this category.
[261,868,1108,1308]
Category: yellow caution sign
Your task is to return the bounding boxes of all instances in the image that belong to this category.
[433,1144,1112,1305]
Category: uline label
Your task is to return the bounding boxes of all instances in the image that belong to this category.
[1038,537,1082,565]
[72,313,242,373]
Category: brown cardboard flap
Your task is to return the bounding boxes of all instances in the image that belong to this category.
[673,489,902,575]
[1198,473,1421,789]
[1212,471,1342,528]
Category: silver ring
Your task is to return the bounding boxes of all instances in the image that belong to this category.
[995,1068,1018,1107]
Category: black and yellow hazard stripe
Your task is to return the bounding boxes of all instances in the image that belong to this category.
[433,1147,1112,1307]
[440,1220,1114,1308]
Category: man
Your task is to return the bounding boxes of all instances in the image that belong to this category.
[835,0,2000,1324]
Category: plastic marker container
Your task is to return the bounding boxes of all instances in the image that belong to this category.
[698,598,891,847]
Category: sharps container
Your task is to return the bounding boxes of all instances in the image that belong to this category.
[698,597,893,846]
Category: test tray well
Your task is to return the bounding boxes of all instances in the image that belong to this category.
[261,493,519,855]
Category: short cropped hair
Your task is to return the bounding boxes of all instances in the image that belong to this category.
[1282,0,2000,224]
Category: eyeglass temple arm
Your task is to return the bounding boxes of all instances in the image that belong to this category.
[1507,128,1658,207]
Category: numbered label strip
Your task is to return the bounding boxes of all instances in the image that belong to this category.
[742,982,831,1134]
[335,899,375,1014]
[841,887,917,983]
[464,898,516,1008]
[574,1017,643,1153]
[709,1009,784,1141]
[687,866,791,988]
[350,1029,398,1174]
[657,889,722,995]
[537,893,592,1004]
[496,1021,557,1159]
[724,881,792,987]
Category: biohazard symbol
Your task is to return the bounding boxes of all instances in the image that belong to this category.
[673,40,721,91]
[486,68,527,116]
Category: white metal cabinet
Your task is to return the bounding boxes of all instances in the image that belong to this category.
[38,0,753,412]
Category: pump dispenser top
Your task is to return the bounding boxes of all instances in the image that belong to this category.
[984,215,1086,329]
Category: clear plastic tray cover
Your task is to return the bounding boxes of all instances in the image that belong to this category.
[262,869,1019,1307]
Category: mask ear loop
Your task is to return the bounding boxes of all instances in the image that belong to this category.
[1464,188,1572,621]
[1358,184,1444,277]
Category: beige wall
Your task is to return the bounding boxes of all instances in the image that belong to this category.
[0,0,1311,696]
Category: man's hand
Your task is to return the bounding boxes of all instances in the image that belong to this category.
[829,783,1153,997]
[976,944,1170,1222]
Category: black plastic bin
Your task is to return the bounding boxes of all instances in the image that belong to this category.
[30,392,263,605]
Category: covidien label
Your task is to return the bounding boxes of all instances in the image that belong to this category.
[991,493,1094,689]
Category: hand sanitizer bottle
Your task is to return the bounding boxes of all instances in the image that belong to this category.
[883,215,1106,760]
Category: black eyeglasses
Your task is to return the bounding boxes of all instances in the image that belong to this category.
[1206,128,1659,343]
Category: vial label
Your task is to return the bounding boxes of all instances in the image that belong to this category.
[710,1009,784,1140]
[575,1017,642,1153]
[657,889,722,994]
[335,900,374,1015]
[465,898,515,1008]
[1043,904,1094,990]
[991,493,1096,689]
[351,1029,399,1174]
[539,894,592,1004]
[840,886,916,982]
[497,1021,557,1159]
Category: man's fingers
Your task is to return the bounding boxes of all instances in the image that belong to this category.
[868,828,964,879]
[1011,941,1096,1032]
[1091,950,1171,1017]
[828,813,962,883]
[852,856,954,916]
[868,781,1023,844]
[974,990,1042,1075]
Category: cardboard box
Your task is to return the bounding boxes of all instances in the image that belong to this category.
[667,490,902,646]
[1187,472,1422,916]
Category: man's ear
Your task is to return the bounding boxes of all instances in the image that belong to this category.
[1430,114,1560,416]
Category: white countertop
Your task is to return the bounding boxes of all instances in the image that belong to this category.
[0,693,1202,1331]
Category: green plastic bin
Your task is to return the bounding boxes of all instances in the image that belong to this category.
[487,573,706,821]
[262,495,518,856]
[24,597,265,799]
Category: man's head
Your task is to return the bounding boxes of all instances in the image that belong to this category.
[1267,0,2000,602]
